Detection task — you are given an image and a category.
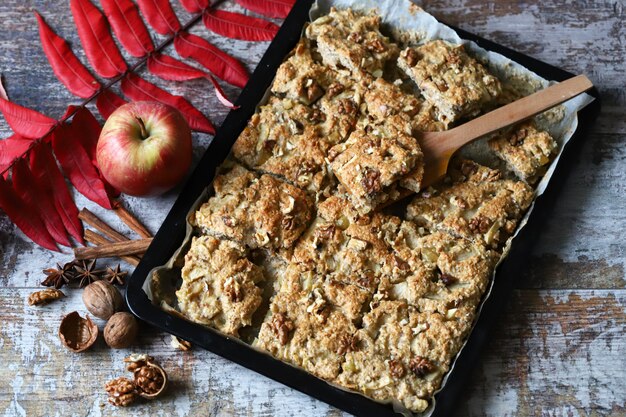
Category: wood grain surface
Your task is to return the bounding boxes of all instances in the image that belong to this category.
[1,1,625,416]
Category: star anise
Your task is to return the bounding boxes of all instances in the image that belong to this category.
[41,262,77,289]
[73,259,105,288]
[104,264,128,287]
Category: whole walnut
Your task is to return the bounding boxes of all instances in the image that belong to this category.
[104,312,138,348]
[83,280,124,320]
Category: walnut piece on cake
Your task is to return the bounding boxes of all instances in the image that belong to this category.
[253,291,358,381]
[177,236,264,336]
[407,162,534,249]
[328,125,423,214]
[398,40,502,124]
[489,120,558,183]
[192,164,313,251]
[306,7,399,77]
[337,300,473,413]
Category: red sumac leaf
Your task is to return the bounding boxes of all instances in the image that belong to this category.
[179,0,209,13]
[203,10,279,42]
[174,32,249,88]
[147,53,207,81]
[0,175,59,251]
[136,0,181,35]
[235,0,295,19]
[71,107,101,162]
[0,76,8,100]
[101,0,154,58]
[96,90,127,119]
[121,72,215,134]
[12,158,71,247]
[70,0,128,78]
[52,123,113,209]
[0,98,56,139]
[208,75,239,110]
[29,143,84,244]
[35,12,100,99]
[0,135,32,172]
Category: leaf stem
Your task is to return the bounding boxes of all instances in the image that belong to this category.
[0,0,229,176]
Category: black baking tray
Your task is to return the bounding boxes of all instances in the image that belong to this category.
[125,1,601,416]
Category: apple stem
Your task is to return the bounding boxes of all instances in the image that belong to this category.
[136,117,149,140]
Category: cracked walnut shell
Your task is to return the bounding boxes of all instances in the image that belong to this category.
[58,311,98,352]
[124,354,168,399]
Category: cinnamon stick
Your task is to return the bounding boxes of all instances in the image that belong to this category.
[113,202,152,238]
[74,238,153,260]
[84,230,141,266]
[79,208,128,242]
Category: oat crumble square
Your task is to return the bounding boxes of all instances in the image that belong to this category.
[398,40,502,124]
[306,7,399,77]
[407,161,534,248]
[177,236,264,336]
[489,120,558,183]
[328,125,423,214]
[253,291,358,380]
[192,164,313,251]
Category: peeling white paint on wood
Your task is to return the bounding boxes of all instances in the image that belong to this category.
[1,1,625,416]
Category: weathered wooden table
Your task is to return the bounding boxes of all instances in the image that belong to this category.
[1,1,624,416]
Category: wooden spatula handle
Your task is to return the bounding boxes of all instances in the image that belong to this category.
[436,75,593,152]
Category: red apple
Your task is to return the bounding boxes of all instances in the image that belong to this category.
[96,101,193,196]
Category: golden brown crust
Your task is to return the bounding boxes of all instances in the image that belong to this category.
[337,300,473,413]
[306,8,399,77]
[328,126,423,214]
[192,164,314,250]
[253,292,358,380]
[398,40,502,124]
[489,120,558,183]
[177,236,264,336]
[407,162,534,249]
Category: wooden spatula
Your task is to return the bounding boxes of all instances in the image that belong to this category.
[419,74,594,187]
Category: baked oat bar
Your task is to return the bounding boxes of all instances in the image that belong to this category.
[291,196,400,292]
[489,120,558,183]
[271,39,329,105]
[379,221,498,315]
[362,77,445,134]
[336,300,473,413]
[253,292,358,380]
[406,162,534,248]
[327,126,423,214]
[306,8,399,77]
[398,40,502,123]
[177,236,264,336]
[274,263,371,323]
[192,164,313,251]
[316,75,366,145]
[232,97,332,195]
